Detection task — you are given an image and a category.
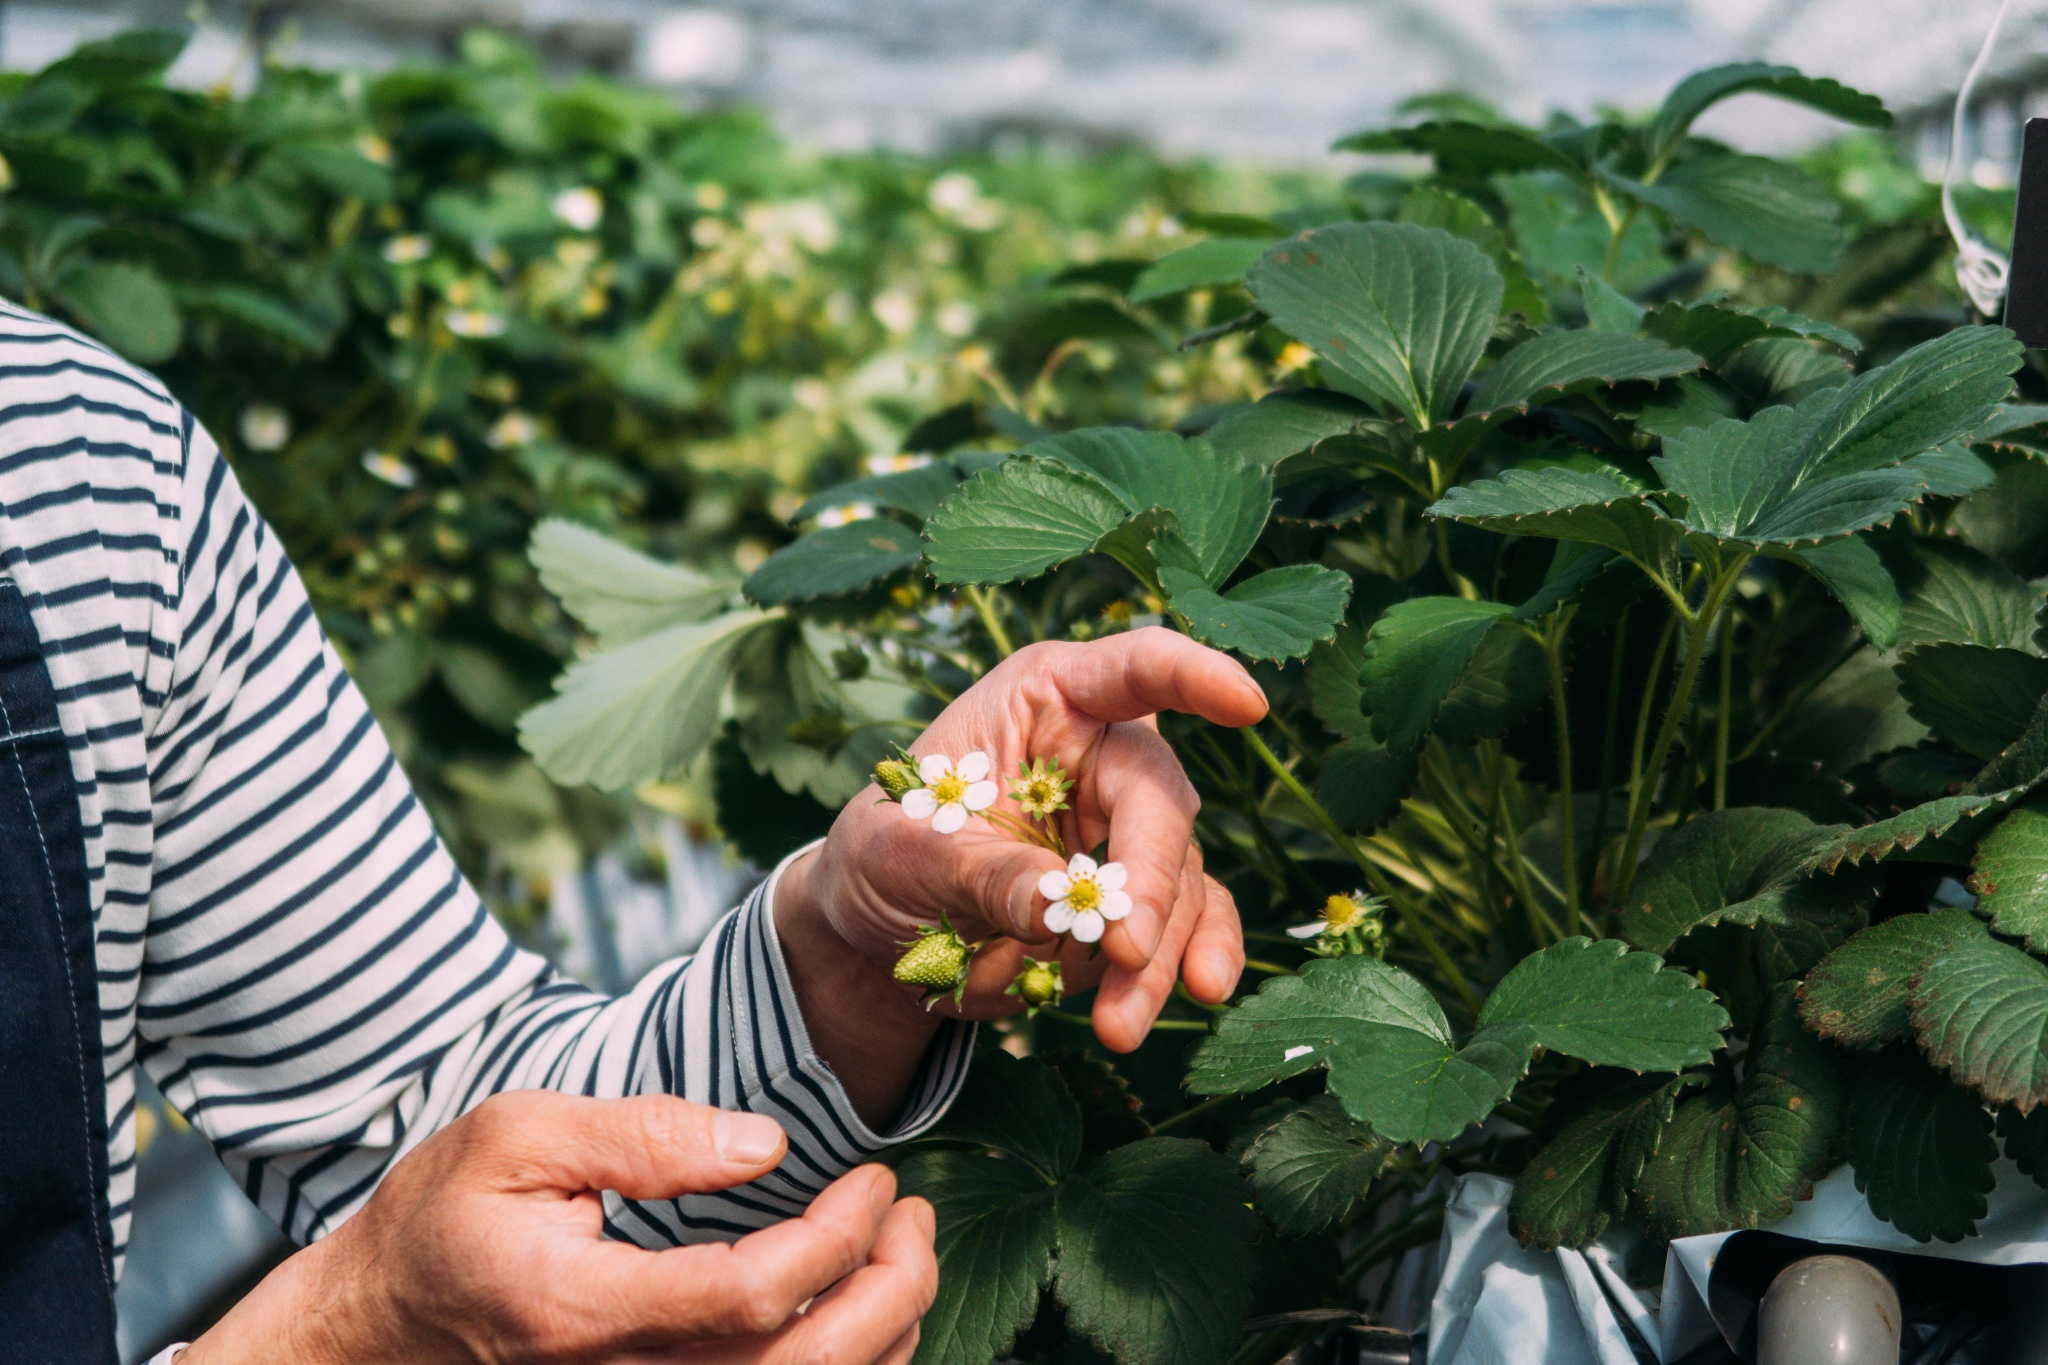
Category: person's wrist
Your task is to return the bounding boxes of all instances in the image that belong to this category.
[177,1235,368,1365]
[773,843,941,1038]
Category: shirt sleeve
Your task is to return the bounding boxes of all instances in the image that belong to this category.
[137,420,971,1244]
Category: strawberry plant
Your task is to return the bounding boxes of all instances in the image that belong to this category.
[518,57,2048,1365]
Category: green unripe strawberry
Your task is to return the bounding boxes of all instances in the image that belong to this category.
[893,918,971,1001]
[1007,958,1062,1013]
[874,758,922,800]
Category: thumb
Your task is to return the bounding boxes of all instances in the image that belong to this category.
[461,1091,787,1200]
[936,833,1066,941]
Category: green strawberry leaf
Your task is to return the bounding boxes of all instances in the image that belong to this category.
[1241,1095,1393,1237]
[1802,789,2026,873]
[792,462,963,522]
[1887,538,2044,652]
[1604,154,1844,274]
[1843,1048,1996,1243]
[1646,64,1890,167]
[1163,562,1352,662]
[1631,985,1846,1237]
[1580,267,1646,332]
[518,608,773,789]
[1425,465,1683,580]
[1358,596,1515,751]
[1318,734,1420,833]
[743,518,925,606]
[1332,121,1584,178]
[1246,222,1503,429]
[1477,936,1730,1073]
[1773,537,1901,649]
[530,519,733,645]
[1054,1139,1257,1365]
[923,456,1132,585]
[1396,185,1548,324]
[1791,327,2022,483]
[1028,429,1273,587]
[1622,807,1875,955]
[1972,800,2048,952]
[1467,329,1701,415]
[895,1149,1058,1365]
[1998,1105,2048,1188]
[1511,1071,1702,1250]
[909,1049,1084,1181]
[1796,908,1985,1047]
[1894,644,2048,760]
[1911,928,2048,1110]
[1200,389,1377,468]
[1186,954,1534,1145]
[1129,237,1281,303]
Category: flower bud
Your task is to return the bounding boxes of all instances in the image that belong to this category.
[874,757,922,800]
[1008,957,1063,1012]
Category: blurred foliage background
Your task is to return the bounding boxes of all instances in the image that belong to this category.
[0,26,2004,942]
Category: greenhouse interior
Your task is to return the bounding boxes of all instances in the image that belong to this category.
[10,0,2048,1363]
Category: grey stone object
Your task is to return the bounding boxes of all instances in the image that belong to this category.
[1756,1255,1902,1365]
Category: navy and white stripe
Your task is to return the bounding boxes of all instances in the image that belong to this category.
[0,300,971,1272]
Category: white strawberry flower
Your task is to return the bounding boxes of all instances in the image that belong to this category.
[901,751,998,834]
[1039,854,1132,944]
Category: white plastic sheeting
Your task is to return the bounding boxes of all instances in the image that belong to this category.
[1431,1158,2048,1364]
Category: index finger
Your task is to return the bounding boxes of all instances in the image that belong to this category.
[1054,628,1267,728]
[1090,720,1201,972]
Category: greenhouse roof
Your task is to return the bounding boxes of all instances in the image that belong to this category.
[3,0,2045,158]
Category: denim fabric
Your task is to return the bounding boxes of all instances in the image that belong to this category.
[0,579,118,1362]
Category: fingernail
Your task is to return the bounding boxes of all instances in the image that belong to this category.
[911,1198,935,1235]
[1203,951,1237,992]
[713,1111,784,1165]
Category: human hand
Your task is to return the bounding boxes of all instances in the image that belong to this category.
[179,1091,935,1365]
[777,627,1266,1074]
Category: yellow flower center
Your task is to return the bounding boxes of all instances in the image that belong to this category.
[932,773,967,804]
[1025,779,1056,805]
[1066,877,1101,912]
[1322,894,1363,931]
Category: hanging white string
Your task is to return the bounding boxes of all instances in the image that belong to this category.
[1943,0,2019,316]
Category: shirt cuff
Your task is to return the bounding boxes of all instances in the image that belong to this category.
[146,1347,188,1365]
[604,840,974,1245]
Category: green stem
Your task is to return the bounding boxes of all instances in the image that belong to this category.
[1148,1093,1236,1133]
[1541,614,1583,933]
[1733,638,1862,764]
[1241,727,1481,1015]
[1628,610,1681,812]
[1714,603,1735,812]
[1589,607,1630,899]
[1612,565,1744,907]
[962,583,1016,658]
[1486,742,1551,947]
[1243,958,1299,976]
[1600,201,1641,280]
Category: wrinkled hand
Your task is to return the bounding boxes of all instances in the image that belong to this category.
[181,1092,935,1365]
[779,627,1266,1060]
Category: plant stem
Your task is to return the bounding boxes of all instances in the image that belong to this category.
[1148,1093,1235,1134]
[1541,614,1583,932]
[1485,742,1551,947]
[1600,202,1641,279]
[1241,726,1481,1015]
[1714,602,1735,812]
[1733,637,1861,763]
[1628,609,1680,814]
[961,583,1016,658]
[1612,565,1742,906]
[1243,958,1299,976]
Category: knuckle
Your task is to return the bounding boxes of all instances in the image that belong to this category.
[723,1280,792,1337]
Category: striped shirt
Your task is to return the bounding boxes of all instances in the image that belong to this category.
[0,301,971,1274]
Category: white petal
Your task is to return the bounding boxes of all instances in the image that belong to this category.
[1098,890,1132,921]
[919,753,952,784]
[1043,902,1078,934]
[932,803,969,834]
[901,789,938,820]
[1038,871,1073,900]
[962,780,999,811]
[1095,861,1127,892]
[1070,910,1105,943]
[1283,1044,1316,1062]
[1067,852,1098,878]
[1287,923,1325,938]
[956,751,992,782]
